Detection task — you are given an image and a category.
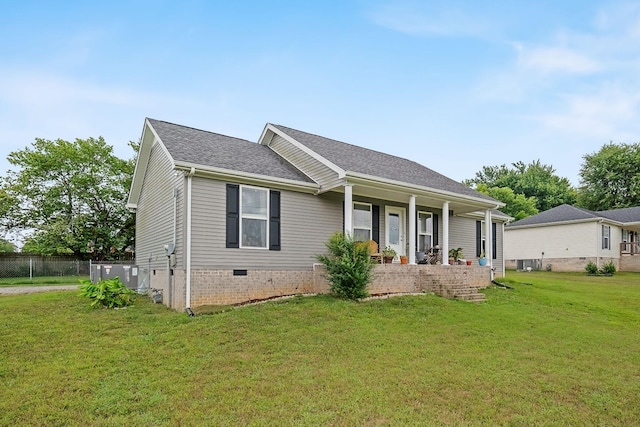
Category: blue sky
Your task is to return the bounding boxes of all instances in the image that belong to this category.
[1,0,640,186]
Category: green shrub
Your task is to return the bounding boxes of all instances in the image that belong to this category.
[601,261,617,275]
[316,232,374,300]
[585,261,616,275]
[79,277,137,308]
[585,261,599,274]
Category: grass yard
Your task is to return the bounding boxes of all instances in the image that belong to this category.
[0,275,88,287]
[1,271,639,426]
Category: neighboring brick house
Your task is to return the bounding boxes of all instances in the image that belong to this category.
[504,204,640,272]
[127,118,508,311]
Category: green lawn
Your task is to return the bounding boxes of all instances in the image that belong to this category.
[0,275,88,287]
[1,271,639,426]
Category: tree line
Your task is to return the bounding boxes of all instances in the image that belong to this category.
[0,136,638,256]
[463,143,640,220]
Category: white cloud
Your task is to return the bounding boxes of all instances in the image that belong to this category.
[515,44,601,75]
[474,1,640,144]
[367,0,492,38]
[0,71,145,109]
[532,85,640,140]
[0,69,181,176]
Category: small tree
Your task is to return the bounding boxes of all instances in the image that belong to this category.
[316,232,374,300]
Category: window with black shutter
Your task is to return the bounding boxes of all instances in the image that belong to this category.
[226,184,280,250]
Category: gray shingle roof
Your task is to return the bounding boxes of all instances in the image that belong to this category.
[148,119,313,183]
[507,204,640,227]
[597,206,640,223]
[507,204,598,227]
[271,124,497,203]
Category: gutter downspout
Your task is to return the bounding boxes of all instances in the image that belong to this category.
[173,187,178,250]
[185,167,195,316]
[167,187,178,308]
[596,219,602,269]
[485,209,494,281]
[502,222,506,278]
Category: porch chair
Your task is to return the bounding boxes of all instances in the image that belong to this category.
[367,240,382,264]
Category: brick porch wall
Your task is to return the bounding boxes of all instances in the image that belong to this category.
[313,263,492,296]
[620,256,640,272]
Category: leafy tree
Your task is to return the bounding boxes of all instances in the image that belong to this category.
[1,137,136,259]
[577,143,640,210]
[475,184,538,221]
[464,160,577,214]
[0,237,15,253]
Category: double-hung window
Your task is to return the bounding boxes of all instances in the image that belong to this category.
[241,186,269,248]
[417,211,433,251]
[353,202,372,241]
[602,225,610,250]
[226,183,280,250]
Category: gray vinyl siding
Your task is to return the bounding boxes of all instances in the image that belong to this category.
[189,177,342,270]
[135,142,183,270]
[269,135,342,191]
[448,216,478,262]
[449,216,505,271]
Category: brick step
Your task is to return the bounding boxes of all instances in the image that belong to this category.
[450,288,475,294]
[455,293,486,302]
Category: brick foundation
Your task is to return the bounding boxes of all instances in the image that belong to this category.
[154,264,494,310]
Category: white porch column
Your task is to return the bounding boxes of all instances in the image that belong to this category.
[344,184,353,236]
[442,201,449,265]
[409,195,416,264]
[485,209,492,264]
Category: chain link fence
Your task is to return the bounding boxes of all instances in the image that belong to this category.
[0,254,90,279]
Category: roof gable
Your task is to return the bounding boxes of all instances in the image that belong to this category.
[270,124,497,203]
[147,119,313,183]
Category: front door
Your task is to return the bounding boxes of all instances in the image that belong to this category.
[385,206,406,261]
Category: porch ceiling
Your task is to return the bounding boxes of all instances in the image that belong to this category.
[624,223,640,233]
[336,183,497,215]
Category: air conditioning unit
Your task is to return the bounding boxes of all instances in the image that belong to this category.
[517,259,541,271]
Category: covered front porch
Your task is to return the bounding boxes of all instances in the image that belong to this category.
[336,173,504,273]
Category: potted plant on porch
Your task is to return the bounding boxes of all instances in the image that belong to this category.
[400,244,408,264]
[478,251,487,266]
[448,247,463,265]
[382,246,397,264]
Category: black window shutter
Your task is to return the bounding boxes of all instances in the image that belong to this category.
[342,201,345,234]
[492,222,497,259]
[226,184,239,248]
[433,214,439,246]
[269,190,281,251]
[372,205,380,244]
[415,212,418,248]
[476,221,482,257]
